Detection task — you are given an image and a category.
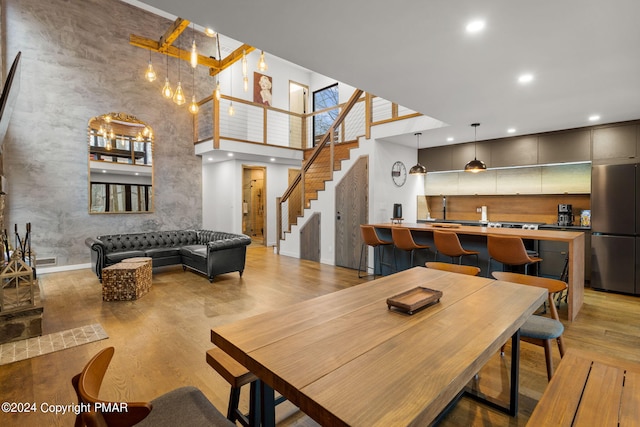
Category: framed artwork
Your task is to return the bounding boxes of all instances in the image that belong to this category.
[254,72,272,106]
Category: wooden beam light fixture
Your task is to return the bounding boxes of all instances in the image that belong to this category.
[129,18,255,76]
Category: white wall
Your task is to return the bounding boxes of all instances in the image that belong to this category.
[217,50,313,112]
[203,160,237,232]
[202,158,291,246]
[370,140,423,224]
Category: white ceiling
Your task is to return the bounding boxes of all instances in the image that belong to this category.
[138,0,640,149]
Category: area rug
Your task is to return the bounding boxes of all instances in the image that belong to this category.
[0,323,108,366]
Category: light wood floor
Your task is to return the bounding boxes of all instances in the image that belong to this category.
[1,246,639,426]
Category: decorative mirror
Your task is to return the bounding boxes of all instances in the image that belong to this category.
[87,113,153,213]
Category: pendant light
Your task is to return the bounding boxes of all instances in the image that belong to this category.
[144,50,157,82]
[189,62,199,114]
[464,123,487,173]
[242,49,248,92]
[189,23,198,68]
[409,132,427,175]
[161,54,173,99]
[215,32,222,101]
[258,50,268,72]
[173,50,186,105]
[228,64,235,116]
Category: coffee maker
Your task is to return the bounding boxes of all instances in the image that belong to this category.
[557,204,573,226]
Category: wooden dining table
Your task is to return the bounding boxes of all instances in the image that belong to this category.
[211,267,547,426]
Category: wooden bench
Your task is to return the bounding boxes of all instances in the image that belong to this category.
[527,348,640,426]
[206,347,287,427]
[206,347,259,427]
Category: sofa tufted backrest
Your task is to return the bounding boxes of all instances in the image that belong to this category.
[98,230,199,252]
[196,230,248,244]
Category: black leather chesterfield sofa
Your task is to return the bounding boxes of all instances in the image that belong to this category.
[85,230,251,282]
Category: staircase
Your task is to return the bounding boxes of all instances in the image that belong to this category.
[302,141,359,208]
[277,89,364,243]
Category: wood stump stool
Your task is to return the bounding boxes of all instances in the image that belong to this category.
[102,261,152,301]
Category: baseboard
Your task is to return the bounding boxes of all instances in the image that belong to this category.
[38,263,91,274]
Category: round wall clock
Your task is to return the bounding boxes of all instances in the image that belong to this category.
[391,161,407,187]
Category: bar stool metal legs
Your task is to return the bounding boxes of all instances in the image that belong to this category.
[359,225,393,278]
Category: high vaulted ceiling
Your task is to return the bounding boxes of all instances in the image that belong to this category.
[138,0,640,148]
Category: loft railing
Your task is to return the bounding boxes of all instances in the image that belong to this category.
[193,92,420,149]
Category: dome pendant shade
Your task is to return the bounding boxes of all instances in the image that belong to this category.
[409,132,427,175]
[409,163,427,175]
[464,122,486,173]
[464,158,487,173]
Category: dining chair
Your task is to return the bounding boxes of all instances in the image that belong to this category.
[492,272,567,380]
[72,347,234,427]
[425,261,480,276]
[358,225,393,278]
[391,227,430,270]
[433,230,479,265]
[487,234,542,276]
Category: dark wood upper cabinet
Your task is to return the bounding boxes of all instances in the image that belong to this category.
[420,120,639,173]
[539,130,591,164]
[452,142,491,170]
[490,136,538,167]
[420,145,452,172]
[592,124,637,160]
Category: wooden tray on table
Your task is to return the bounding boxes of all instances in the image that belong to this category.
[387,287,443,314]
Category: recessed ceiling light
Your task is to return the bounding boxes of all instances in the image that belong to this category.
[589,115,601,122]
[227,152,234,157]
[207,157,213,161]
[135,172,139,176]
[518,74,534,84]
[102,170,106,173]
[507,128,516,134]
[466,20,485,33]
[446,137,454,142]
[270,158,275,162]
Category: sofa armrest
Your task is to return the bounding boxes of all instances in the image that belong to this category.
[85,237,106,278]
[85,237,104,249]
[206,235,251,252]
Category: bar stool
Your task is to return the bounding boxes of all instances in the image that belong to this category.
[391,227,430,270]
[433,230,479,265]
[487,234,542,276]
[425,261,481,276]
[358,225,393,278]
[492,272,567,380]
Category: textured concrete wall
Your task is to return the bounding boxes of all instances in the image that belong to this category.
[3,0,208,266]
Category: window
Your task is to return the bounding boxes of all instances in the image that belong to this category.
[313,83,339,146]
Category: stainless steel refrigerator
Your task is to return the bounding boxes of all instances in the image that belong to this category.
[591,163,640,294]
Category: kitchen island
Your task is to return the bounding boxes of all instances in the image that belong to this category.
[370,222,585,321]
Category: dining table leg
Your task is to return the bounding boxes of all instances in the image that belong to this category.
[508,329,520,416]
[462,329,521,416]
[260,380,276,427]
